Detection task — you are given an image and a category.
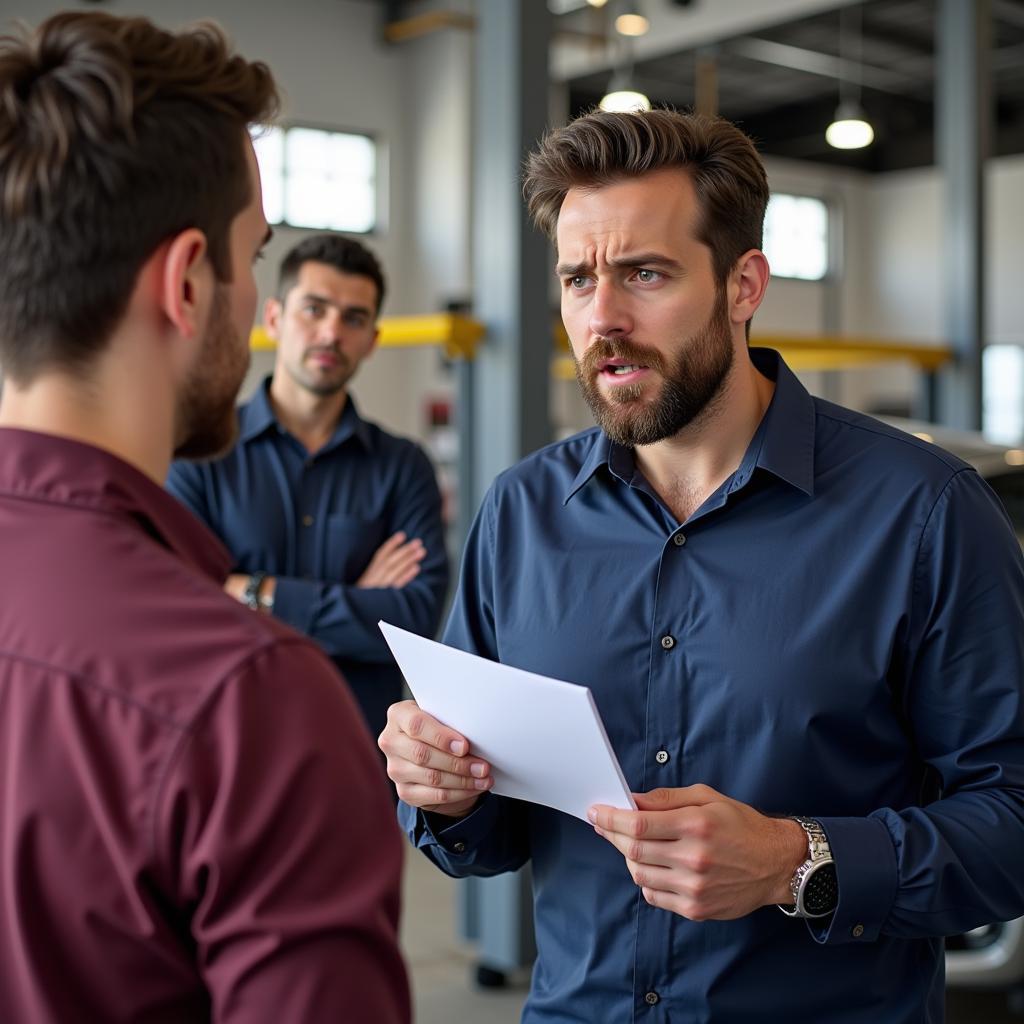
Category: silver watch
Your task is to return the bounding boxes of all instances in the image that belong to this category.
[778,816,838,919]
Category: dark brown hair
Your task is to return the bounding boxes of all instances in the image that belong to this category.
[0,12,279,383]
[523,109,769,287]
[277,234,387,315]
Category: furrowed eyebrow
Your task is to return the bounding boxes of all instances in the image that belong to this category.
[555,253,684,278]
[300,292,373,318]
[555,261,591,278]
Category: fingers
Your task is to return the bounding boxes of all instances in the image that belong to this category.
[631,784,720,811]
[591,826,680,871]
[357,533,427,588]
[378,701,493,813]
[588,803,704,841]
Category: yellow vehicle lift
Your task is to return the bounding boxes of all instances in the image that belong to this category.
[251,316,952,374]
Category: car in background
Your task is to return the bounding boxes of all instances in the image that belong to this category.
[887,418,1024,1013]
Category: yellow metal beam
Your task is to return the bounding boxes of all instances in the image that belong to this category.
[250,312,487,360]
[383,11,475,44]
[254,317,952,374]
[752,335,953,372]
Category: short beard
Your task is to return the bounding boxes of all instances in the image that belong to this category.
[574,288,734,447]
[174,286,250,460]
[287,349,354,398]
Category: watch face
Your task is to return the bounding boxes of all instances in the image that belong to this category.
[803,862,839,916]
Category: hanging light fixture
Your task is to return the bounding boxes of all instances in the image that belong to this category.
[599,42,650,113]
[826,101,874,149]
[614,2,649,37]
[826,5,874,151]
[599,80,652,112]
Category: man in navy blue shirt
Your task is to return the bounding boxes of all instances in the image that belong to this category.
[379,109,1024,1022]
[168,235,448,737]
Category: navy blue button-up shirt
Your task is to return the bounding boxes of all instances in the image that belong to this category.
[400,349,1024,1023]
[167,380,448,735]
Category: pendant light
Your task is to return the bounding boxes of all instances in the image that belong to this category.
[826,5,874,150]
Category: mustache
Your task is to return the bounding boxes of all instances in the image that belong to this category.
[304,345,350,362]
[577,337,666,377]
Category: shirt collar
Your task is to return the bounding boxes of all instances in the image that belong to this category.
[0,427,232,581]
[238,376,373,452]
[562,347,816,504]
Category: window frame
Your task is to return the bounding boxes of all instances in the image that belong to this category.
[251,120,384,236]
[762,191,836,283]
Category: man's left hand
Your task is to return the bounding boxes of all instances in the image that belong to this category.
[588,785,806,920]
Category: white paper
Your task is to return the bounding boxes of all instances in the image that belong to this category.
[379,621,636,822]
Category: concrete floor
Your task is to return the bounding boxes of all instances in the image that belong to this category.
[401,851,1023,1023]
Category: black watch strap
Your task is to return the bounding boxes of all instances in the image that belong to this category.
[242,571,267,611]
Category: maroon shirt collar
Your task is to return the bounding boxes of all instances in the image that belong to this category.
[0,427,231,582]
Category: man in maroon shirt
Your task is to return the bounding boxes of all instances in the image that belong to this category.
[0,11,409,1023]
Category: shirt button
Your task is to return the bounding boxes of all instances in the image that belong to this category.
[660,635,675,650]
[852,924,865,938]
[673,533,686,547]
[655,750,670,765]
[452,841,466,854]
[302,514,314,527]
[644,991,660,1006]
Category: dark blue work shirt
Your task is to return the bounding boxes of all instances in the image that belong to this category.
[167,380,448,736]
[400,349,1024,1023]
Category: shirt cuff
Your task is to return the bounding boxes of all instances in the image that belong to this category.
[400,795,497,859]
[810,815,898,945]
[270,576,322,635]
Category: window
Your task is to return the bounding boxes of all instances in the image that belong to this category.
[251,125,377,233]
[984,344,1024,445]
[762,193,829,281]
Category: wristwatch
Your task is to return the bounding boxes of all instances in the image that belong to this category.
[242,571,273,613]
[778,816,838,919]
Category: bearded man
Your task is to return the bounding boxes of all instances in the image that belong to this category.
[378,108,1024,1023]
[0,12,408,1022]
[167,234,448,740]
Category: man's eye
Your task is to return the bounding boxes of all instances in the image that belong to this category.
[569,276,589,289]
[636,269,660,283]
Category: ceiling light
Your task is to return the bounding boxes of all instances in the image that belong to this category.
[826,101,875,149]
[600,65,650,112]
[826,5,875,151]
[614,4,649,36]
[586,0,609,6]
[599,88,651,112]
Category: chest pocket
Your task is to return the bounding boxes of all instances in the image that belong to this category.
[324,514,387,583]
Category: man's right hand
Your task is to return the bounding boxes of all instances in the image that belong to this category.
[356,531,426,589]
[378,700,492,817]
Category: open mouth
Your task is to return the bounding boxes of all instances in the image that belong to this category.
[597,358,650,384]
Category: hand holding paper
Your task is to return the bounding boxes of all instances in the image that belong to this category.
[378,622,635,822]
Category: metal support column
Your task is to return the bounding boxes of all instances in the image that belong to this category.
[460,0,552,980]
[936,0,991,430]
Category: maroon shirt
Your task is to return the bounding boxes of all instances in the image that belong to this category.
[0,428,410,1023]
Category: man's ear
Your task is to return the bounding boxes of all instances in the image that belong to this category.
[263,295,283,340]
[728,249,770,326]
[160,228,212,340]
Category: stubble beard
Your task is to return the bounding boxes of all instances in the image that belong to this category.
[574,288,735,448]
[174,285,251,461]
[287,349,355,398]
